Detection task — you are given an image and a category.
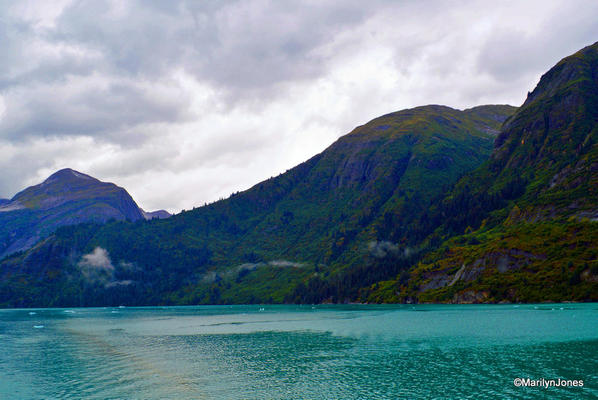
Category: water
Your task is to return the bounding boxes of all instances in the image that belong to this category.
[0,304,597,399]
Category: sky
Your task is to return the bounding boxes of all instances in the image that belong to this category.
[1,0,597,212]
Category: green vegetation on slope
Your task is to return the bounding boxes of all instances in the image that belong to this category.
[0,105,516,307]
[367,42,598,303]
[4,41,598,307]
[366,220,598,303]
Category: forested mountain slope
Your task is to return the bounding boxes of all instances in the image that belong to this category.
[7,42,597,307]
[0,105,515,307]
[367,42,598,304]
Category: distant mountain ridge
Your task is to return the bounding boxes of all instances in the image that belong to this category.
[0,168,168,258]
[141,209,172,220]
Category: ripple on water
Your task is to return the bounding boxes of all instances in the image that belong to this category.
[0,304,596,399]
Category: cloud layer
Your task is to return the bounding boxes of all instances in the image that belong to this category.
[1,0,597,211]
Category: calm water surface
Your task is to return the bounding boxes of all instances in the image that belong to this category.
[0,304,597,399]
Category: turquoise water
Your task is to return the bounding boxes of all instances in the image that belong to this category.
[0,304,597,399]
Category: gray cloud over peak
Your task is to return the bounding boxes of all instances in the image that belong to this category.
[1,0,597,212]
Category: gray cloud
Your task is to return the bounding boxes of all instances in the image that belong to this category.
[46,1,370,93]
[1,78,192,141]
[368,241,413,259]
[0,0,372,142]
[476,2,598,83]
[105,280,133,288]
[201,259,306,283]
[1,0,598,212]
[77,246,114,285]
[235,259,305,271]
[77,247,136,287]
[268,260,305,268]
[368,241,399,259]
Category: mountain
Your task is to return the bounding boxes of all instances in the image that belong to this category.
[0,168,145,258]
[6,41,597,308]
[366,41,598,303]
[0,105,516,307]
[141,209,172,220]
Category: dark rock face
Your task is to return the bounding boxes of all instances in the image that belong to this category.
[0,169,144,258]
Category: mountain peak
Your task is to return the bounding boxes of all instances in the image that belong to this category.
[14,168,112,207]
[10,169,143,220]
[1,169,146,257]
[522,40,598,107]
[141,209,172,220]
[44,168,97,184]
[494,40,598,163]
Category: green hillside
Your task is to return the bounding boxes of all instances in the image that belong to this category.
[367,42,598,303]
[4,41,598,308]
[0,105,515,307]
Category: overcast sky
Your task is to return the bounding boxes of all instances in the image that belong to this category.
[1,0,597,212]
